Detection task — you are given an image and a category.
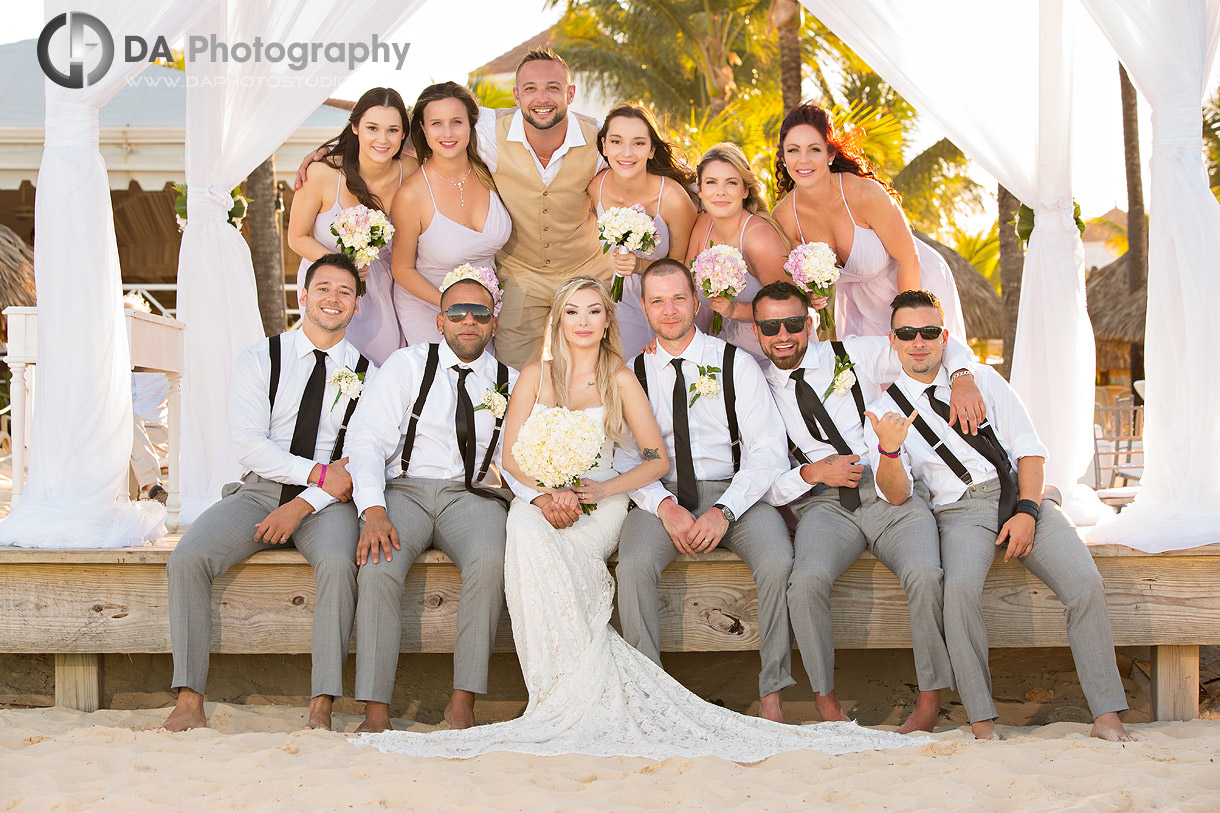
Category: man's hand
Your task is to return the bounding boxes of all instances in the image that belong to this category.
[802,453,864,488]
[254,498,312,545]
[319,458,353,501]
[357,506,400,566]
[996,513,1035,562]
[948,372,987,436]
[532,494,579,530]
[684,506,729,554]
[657,497,697,555]
[293,147,329,191]
[865,409,916,455]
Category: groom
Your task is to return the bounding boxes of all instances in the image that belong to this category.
[344,278,536,732]
[615,259,795,723]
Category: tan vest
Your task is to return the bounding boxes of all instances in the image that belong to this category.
[492,110,610,296]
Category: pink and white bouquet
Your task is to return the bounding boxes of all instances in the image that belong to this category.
[511,406,605,514]
[784,241,840,333]
[690,244,748,335]
[597,204,658,302]
[330,204,394,296]
[440,263,504,316]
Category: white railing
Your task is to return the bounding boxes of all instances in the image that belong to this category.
[123,283,302,324]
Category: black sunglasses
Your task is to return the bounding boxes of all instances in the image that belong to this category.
[891,325,945,341]
[445,303,493,324]
[757,316,808,337]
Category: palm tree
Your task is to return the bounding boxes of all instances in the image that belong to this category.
[996,185,1023,379]
[1119,64,1146,391]
[768,0,803,112]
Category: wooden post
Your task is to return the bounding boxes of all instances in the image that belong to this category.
[55,653,101,712]
[1150,644,1199,721]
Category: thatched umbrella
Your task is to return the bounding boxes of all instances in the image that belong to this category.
[0,223,36,343]
[916,231,1004,340]
[1086,253,1145,343]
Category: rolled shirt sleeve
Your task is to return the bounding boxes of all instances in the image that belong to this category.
[228,344,316,488]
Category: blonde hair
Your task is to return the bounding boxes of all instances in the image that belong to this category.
[546,276,626,442]
[697,142,791,251]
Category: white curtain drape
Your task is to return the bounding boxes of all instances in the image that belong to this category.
[1081,0,1220,551]
[177,0,427,523]
[0,0,216,548]
[800,0,1103,523]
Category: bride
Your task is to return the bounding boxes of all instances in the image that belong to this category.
[355,277,922,760]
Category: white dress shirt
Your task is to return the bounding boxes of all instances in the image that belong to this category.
[867,364,1048,506]
[229,330,377,513]
[614,330,787,519]
[475,107,607,185]
[346,342,534,516]
[766,335,975,506]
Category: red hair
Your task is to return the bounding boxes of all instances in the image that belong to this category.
[774,102,897,200]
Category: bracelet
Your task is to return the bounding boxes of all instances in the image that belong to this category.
[1015,498,1040,520]
[949,368,975,384]
[318,464,327,489]
[877,443,901,459]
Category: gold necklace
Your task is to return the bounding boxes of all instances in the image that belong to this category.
[434,165,473,207]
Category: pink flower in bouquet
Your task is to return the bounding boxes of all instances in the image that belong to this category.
[783,241,840,332]
[440,264,504,316]
[691,245,748,335]
[331,204,394,296]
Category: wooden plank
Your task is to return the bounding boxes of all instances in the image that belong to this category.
[54,653,100,712]
[1150,644,1200,722]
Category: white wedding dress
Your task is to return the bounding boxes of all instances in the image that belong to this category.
[355,407,923,761]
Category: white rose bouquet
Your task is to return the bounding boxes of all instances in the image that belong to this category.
[511,406,606,514]
[331,205,395,297]
[597,204,658,302]
[691,244,748,335]
[784,241,841,333]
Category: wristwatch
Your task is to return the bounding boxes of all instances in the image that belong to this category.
[713,503,736,523]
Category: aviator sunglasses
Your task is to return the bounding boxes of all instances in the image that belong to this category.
[445,303,493,324]
[891,325,945,341]
[756,316,809,336]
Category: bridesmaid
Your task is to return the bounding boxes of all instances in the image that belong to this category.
[589,104,698,358]
[772,102,966,340]
[683,143,790,362]
[288,87,414,364]
[390,82,511,346]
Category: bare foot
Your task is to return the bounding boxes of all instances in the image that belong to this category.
[759,690,784,723]
[355,701,391,734]
[304,695,333,731]
[444,689,476,730]
[1090,712,1134,742]
[162,688,207,732]
[971,720,1001,740]
[814,691,850,723]
[897,690,941,734]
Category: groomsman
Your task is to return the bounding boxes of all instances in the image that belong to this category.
[615,259,794,723]
[753,281,983,732]
[869,289,1131,741]
[164,254,372,732]
[345,278,534,732]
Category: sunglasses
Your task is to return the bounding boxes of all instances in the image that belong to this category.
[757,316,808,337]
[891,325,945,341]
[445,303,493,324]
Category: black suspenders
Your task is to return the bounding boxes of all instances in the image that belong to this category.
[830,340,867,427]
[885,383,975,489]
[267,332,368,462]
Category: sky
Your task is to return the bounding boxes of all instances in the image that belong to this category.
[6,1,1216,224]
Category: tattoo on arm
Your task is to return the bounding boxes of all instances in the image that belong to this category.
[643,448,661,461]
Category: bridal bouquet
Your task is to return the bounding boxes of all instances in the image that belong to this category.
[440,263,504,316]
[597,204,658,302]
[691,244,748,335]
[331,205,395,297]
[784,242,840,333]
[511,406,605,514]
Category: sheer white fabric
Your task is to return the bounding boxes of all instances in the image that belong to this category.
[0,1,215,548]
[355,408,923,761]
[800,0,1101,523]
[1080,0,1220,551]
[177,0,426,523]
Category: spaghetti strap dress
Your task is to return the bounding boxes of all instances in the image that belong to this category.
[693,214,765,363]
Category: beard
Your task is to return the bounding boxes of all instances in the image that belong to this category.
[520,104,566,131]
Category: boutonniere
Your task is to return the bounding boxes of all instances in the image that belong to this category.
[473,382,509,418]
[328,366,365,410]
[822,355,857,400]
[688,364,722,406]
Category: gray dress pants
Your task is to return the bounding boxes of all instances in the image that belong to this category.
[935,477,1129,723]
[789,468,954,695]
[167,474,358,698]
[354,478,508,705]
[616,480,796,698]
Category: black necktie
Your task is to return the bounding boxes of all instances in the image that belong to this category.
[924,385,1019,523]
[453,365,509,505]
[791,369,860,511]
[670,358,699,511]
[280,349,328,506]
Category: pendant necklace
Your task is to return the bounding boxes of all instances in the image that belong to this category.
[436,165,473,207]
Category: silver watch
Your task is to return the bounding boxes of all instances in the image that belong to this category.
[713,503,735,523]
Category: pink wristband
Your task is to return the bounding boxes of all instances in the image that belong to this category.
[318,464,327,488]
[877,443,901,459]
